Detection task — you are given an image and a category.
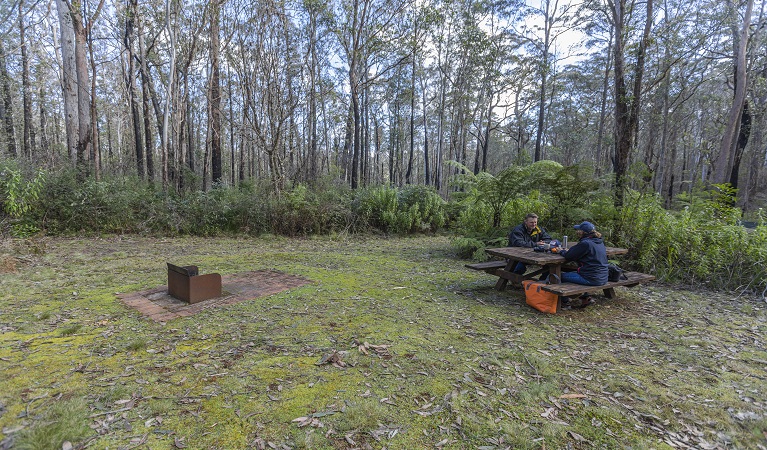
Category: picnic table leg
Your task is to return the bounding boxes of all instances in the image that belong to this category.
[548,264,562,284]
[494,261,515,291]
[603,287,616,299]
[547,264,563,312]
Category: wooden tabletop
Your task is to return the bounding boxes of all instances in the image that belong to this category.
[483,246,629,291]
[485,246,628,264]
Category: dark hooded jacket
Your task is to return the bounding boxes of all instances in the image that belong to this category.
[562,234,608,284]
[508,223,552,248]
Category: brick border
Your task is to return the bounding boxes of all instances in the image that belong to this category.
[117,270,312,322]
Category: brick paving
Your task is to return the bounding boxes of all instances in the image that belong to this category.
[117,270,312,322]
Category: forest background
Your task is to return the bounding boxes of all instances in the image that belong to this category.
[1,0,767,295]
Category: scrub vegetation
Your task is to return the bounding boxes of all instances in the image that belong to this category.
[1,234,765,449]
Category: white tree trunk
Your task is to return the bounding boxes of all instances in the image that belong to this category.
[56,0,78,163]
[714,0,753,185]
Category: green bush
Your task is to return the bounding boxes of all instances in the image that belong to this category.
[452,234,507,260]
[608,188,767,294]
[29,171,358,237]
[0,161,46,237]
[353,185,446,234]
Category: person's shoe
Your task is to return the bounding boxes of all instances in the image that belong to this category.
[560,296,573,310]
[576,296,595,308]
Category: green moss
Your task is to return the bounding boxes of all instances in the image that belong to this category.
[0,235,765,449]
[57,323,82,336]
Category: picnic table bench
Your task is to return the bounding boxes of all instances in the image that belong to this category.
[466,246,654,303]
[540,271,656,299]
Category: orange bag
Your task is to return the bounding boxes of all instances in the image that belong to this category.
[522,280,559,314]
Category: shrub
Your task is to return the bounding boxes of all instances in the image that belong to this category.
[607,188,767,294]
[452,234,507,260]
[353,185,446,234]
[0,161,46,237]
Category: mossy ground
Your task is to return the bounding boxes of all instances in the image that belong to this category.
[0,235,765,449]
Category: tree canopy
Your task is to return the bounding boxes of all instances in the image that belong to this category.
[0,0,765,208]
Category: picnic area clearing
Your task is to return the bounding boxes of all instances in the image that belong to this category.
[1,235,765,449]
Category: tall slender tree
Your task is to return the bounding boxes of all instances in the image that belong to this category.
[209,0,222,185]
[0,39,16,157]
[713,0,754,187]
[609,0,654,205]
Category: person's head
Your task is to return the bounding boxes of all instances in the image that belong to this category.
[573,221,595,237]
[524,213,539,231]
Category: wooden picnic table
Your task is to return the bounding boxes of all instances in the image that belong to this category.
[482,246,629,291]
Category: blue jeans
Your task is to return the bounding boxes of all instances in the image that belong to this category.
[561,271,602,286]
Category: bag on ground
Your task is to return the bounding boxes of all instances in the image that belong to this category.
[522,280,559,314]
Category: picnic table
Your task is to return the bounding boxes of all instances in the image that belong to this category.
[466,246,654,300]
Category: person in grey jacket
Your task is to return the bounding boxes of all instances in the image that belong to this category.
[508,213,552,274]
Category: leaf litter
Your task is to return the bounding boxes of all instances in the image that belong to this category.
[0,235,765,449]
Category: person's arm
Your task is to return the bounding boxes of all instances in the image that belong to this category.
[562,241,588,261]
[539,228,552,242]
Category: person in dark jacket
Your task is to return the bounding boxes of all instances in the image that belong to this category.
[552,221,608,308]
[508,213,552,275]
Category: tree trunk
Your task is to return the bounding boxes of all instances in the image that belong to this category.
[72,4,93,178]
[56,0,78,163]
[0,39,16,157]
[209,0,222,185]
[123,0,144,178]
[38,79,49,156]
[406,55,416,184]
[714,0,753,186]
[420,64,430,186]
[138,21,154,183]
[19,0,35,158]
[308,18,318,182]
[87,15,100,180]
[162,0,177,188]
[729,101,752,188]
[595,30,613,176]
[611,0,653,206]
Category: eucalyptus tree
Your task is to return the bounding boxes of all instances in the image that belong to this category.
[122,0,145,178]
[0,0,18,152]
[472,0,525,175]
[521,0,578,162]
[19,0,35,158]
[744,11,767,208]
[714,0,755,188]
[234,0,302,194]
[331,0,413,189]
[0,38,17,158]
[430,0,491,191]
[641,0,711,204]
[579,0,655,206]
[300,0,334,184]
[209,0,222,186]
[172,0,205,192]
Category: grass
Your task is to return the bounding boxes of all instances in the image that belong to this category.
[0,234,766,449]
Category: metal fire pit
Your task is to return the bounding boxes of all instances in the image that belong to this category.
[167,263,222,303]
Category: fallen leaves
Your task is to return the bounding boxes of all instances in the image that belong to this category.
[291,410,337,428]
[559,393,587,399]
[357,341,391,357]
[315,351,347,368]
